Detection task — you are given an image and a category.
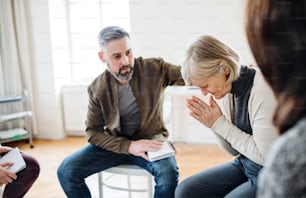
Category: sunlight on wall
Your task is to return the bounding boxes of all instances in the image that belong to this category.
[49,0,130,84]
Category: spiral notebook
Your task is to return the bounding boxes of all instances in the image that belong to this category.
[0,148,26,173]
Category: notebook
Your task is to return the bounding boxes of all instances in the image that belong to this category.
[147,141,176,162]
[0,148,26,173]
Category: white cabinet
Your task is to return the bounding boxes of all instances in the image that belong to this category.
[165,86,217,144]
[0,90,34,148]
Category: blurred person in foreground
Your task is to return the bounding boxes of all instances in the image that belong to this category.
[57,26,184,198]
[245,0,306,197]
[0,146,40,198]
[175,35,278,198]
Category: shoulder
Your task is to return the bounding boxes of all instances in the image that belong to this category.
[269,118,306,162]
[87,71,112,98]
[247,66,277,126]
[259,118,306,196]
[251,67,274,96]
[135,56,176,68]
[249,66,277,107]
[134,56,181,76]
[89,72,106,89]
[265,118,306,171]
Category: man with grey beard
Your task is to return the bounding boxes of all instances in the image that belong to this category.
[57,26,184,198]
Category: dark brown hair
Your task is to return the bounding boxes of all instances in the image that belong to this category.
[245,0,306,134]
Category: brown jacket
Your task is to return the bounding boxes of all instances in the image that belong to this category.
[85,57,184,154]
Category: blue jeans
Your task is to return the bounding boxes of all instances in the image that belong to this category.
[57,144,178,198]
[175,156,262,198]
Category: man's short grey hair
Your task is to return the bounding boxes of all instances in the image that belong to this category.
[98,26,130,51]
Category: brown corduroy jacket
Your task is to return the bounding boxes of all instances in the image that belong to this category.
[85,57,184,154]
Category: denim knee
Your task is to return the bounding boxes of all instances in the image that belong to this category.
[150,157,178,198]
[153,157,178,185]
[57,157,74,182]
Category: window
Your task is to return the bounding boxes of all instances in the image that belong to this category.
[49,0,130,84]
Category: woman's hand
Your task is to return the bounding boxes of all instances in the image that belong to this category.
[186,95,222,128]
[0,162,17,186]
[0,146,12,154]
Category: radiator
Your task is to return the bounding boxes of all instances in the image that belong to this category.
[62,85,88,136]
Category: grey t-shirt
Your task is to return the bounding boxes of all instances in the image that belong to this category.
[118,83,141,137]
[257,118,306,197]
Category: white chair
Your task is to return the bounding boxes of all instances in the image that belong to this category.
[98,164,153,198]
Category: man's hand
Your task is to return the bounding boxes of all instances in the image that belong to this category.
[0,162,17,186]
[128,139,163,161]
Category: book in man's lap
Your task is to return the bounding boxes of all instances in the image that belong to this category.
[147,141,176,162]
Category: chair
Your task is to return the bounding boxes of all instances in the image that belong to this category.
[98,164,153,198]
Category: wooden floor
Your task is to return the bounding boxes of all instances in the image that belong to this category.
[4,136,233,198]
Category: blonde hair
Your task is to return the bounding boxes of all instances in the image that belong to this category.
[182,35,240,86]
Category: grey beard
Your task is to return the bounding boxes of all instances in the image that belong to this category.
[109,69,133,85]
[106,64,134,85]
[116,71,133,82]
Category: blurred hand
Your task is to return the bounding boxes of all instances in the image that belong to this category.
[186,95,222,128]
[128,139,163,160]
[0,146,12,154]
[0,162,17,186]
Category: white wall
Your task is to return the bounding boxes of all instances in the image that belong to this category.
[28,0,252,139]
[130,0,253,65]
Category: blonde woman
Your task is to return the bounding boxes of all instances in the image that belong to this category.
[175,35,278,198]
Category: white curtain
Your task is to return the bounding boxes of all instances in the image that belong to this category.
[0,0,37,133]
